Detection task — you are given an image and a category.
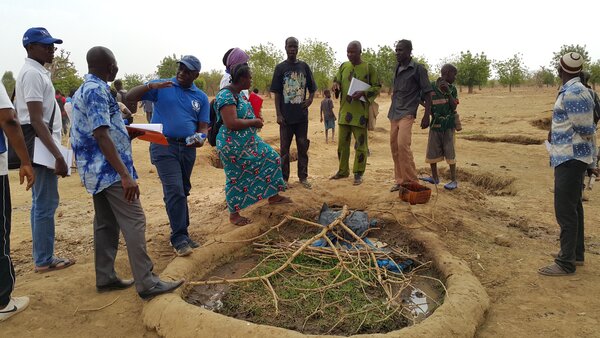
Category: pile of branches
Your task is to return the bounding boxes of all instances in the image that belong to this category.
[190,206,445,334]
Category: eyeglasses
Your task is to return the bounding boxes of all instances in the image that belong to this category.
[31,43,57,52]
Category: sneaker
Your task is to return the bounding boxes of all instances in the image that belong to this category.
[419,177,439,185]
[187,239,200,249]
[444,181,458,190]
[175,243,193,257]
[0,297,29,322]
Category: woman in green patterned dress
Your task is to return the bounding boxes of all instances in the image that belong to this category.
[215,64,292,226]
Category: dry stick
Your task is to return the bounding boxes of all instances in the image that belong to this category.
[337,221,386,289]
[322,235,372,286]
[73,296,120,315]
[216,217,291,244]
[414,274,450,301]
[261,277,279,315]
[188,206,350,286]
[354,311,370,334]
[302,291,326,331]
[242,251,287,278]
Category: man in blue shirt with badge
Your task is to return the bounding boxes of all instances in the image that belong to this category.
[71,46,183,299]
[128,55,209,257]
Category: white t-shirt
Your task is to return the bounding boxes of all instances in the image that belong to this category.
[0,82,14,175]
[15,58,62,144]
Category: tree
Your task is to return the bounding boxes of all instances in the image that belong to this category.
[193,77,206,91]
[156,54,179,79]
[551,44,591,73]
[48,49,83,95]
[298,38,336,93]
[455,51,491,93]
[247,43,284,95]
[362,45,397,94]
[1,71,15,96]
[589,60,600,90]
[532,66,556,88]
[198,69,223,96]
[121,73,145,90]
[494,54,527,92]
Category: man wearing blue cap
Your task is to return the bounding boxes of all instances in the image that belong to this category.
[128,55,209,257]
[15,27,75,273]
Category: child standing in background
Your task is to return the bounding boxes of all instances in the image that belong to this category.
[320,89,336,143]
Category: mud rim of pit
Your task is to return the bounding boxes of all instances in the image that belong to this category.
[142,222,490,338]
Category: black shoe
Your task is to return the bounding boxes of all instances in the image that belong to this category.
[330,172,349,180]
[174,243,193,257]
[138,280,184,300]
[97,278,135,293]
[187,239,200,249]
[353,174,363,186]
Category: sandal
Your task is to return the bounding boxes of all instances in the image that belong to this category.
[419,177,439,184]
[268,195,293,205]
[444,181,458,190]
[390,184,401,192]
[538,263,574,276]
[230,215,252,226]
[35,257,76,273]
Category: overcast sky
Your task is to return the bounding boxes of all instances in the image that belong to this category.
[1,0,599,80]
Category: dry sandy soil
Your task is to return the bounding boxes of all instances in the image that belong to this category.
[2,86,600,337]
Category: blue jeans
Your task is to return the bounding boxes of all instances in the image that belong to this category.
[31,166,59,267]
[150,141,196,249]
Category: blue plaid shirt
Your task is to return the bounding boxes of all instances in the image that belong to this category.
[550,78,596,168]
[70,74,137,194]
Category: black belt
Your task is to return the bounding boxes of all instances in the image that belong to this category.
[167,137,187,143]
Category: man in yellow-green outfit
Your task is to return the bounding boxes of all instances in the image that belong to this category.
[330,41,380,185]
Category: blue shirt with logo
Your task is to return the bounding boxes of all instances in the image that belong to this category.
[70,74,137,194]
[142,78,209,138]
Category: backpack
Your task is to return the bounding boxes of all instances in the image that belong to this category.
[207,86,238,147]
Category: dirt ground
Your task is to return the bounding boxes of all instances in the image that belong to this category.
[2,86,600,338]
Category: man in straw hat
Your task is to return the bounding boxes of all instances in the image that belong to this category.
[539,52,596,276]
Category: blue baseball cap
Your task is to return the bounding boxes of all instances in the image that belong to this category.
[22,27,63,47]
[178,55,201,72]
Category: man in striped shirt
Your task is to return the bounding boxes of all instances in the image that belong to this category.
[539,52,596,276]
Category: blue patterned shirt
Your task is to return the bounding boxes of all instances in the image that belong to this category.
[550,78,596,168]
[71,74,137,194]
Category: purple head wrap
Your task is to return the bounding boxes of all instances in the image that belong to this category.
[226,48,249,73]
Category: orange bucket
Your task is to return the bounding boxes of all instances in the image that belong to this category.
[399,182,431,205]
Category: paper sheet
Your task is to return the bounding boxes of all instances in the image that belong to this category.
[126,123,168,145]
[348,77,371,102]
[128,123,163,133]
[33,137,73,176]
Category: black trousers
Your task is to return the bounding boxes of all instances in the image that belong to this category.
[279,122,309,181]
[554,159,588,273]
[0,175,14,307]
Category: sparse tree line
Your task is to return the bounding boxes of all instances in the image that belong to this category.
[2,41,599,97]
